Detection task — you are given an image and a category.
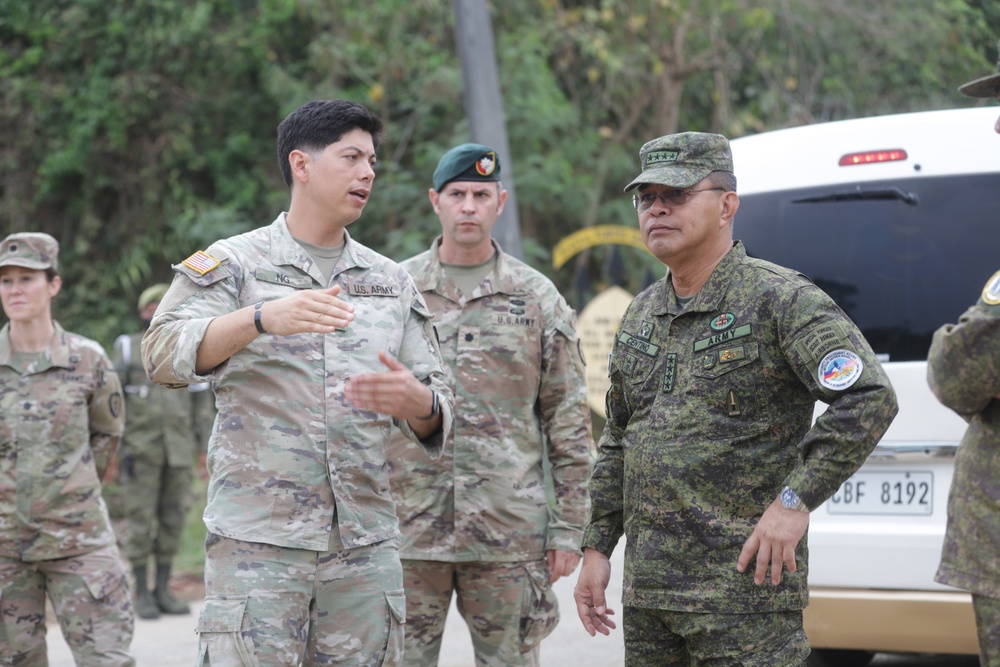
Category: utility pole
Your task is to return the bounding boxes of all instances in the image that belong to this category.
[451,0,523,259]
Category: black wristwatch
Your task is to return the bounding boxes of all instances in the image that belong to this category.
[418,390,440,420]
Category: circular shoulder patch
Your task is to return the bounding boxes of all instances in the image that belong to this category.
[981,269,1000,306]
[817,349,864,391]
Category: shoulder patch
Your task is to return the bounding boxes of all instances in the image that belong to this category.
[182,250,221,276]
[817,349,864,391]
[981,269,1000,306]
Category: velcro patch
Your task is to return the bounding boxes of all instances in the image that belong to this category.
[182,250,220,275]
[348,283,398,297]
[817,349,864,391]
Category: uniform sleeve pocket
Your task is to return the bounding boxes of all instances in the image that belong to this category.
[196,597,258,667]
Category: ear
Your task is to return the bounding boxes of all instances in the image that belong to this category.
[720,191,740,226]
[495,187,508,216]
[48,274,62,299]
[428,188,440,213]
[288,149,311,185]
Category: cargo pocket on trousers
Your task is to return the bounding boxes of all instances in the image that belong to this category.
[378,590,406,667]
[518,564,560,651]
[81,564,128,601]
[196,597,258,667]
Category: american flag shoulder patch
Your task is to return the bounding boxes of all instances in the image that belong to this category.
[182,250,221,275]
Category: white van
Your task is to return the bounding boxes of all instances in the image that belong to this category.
[729,106,1000,667]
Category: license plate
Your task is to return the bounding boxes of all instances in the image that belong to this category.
[825,471,933,515]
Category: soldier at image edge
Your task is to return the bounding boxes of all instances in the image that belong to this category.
[389,143,594,667]
[926,37,1000,667]
[113,282,215,620]
[141,99,453,667]
[0,231,135,666]
[573,132,899,665]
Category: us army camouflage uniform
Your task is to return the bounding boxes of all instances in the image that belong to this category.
[142,213,452,667]
[928,268,1000,667]
[0,322,134,667]
[582,242,897,662]
[391,238,593,666]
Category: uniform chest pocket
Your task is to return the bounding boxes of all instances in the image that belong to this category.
[688,342,766,439]
[611,345,660,387]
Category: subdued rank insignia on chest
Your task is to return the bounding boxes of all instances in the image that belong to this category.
[727,388,742,416]
[981,269,1000,306]
[182,250,221,275]
[637,320,655,340]
[662,353,677,392]
[348,282,398,297]
[622,353,638,377]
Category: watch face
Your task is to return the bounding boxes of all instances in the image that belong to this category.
[781,487,798,507]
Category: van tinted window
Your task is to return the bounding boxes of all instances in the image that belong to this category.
[736,174,1000,362]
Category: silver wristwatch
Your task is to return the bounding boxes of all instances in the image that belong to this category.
[780,486,809,513]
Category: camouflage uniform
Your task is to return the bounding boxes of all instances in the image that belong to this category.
[391,238,593,666]
[0,322,134,667]
[582,241,897,662]
[142,213,452,666]
[929,268,1000,667]
[112,327,214,616]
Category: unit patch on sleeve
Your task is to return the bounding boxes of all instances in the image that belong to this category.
[980,269,1000,306]
[817,349,864,391]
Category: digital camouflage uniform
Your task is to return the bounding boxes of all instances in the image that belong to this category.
[928,268,1000,667]
[0,322,134,667]
[391,238,593,666]
[582,241,898,664]
[113,327,215,617]
[142,213,452,667]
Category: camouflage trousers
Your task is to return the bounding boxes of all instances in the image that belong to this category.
[120,444,194,563]
[197,532,404,667]
[0,545,135,667]
[400,559,559,667]
[973,594,1000,667]
[622,606,809,666]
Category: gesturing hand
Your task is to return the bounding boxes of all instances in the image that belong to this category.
[345,350,434,420]
[257,285,355,336]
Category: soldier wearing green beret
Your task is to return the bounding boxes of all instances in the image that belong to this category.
[928,40,1000,667]
[572,133,898,665]
[389,143,594,666]
[112,282,215,619]
[0,232,135,665]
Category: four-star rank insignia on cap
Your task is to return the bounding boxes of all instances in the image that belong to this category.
[476,152,497,177]
[182,250,221,275]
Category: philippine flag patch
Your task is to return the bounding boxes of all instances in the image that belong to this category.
[818,349,864,391]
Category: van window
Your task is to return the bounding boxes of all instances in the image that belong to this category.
[736,173,1000,362]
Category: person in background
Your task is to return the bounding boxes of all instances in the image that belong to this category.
[927,39,1000,667]
[389,143,594,667]
[0,232,134,666]
[113,282,215,619]
[573,133,898,665]
[142,99,452,666]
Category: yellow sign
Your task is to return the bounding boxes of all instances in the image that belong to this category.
[552,225,649,269]
[577,286,634,417]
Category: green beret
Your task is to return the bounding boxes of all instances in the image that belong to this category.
[624,132,733,192]
[432,143,501,191]
[138,283,170,311]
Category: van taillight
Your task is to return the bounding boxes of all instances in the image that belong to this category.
[838,149,908,166]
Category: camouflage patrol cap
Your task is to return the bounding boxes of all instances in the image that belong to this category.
[0,232,59,271]
[432,143,501,191]
[624,132,733,192]
[958,40,1000,98]
[138,283,170,311]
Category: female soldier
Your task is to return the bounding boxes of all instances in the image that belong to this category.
[0,232,134,666]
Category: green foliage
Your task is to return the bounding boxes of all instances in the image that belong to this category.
[0,0,995,346]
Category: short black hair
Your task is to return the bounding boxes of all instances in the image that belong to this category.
[708,170,737,193]
[276,100,385,189]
